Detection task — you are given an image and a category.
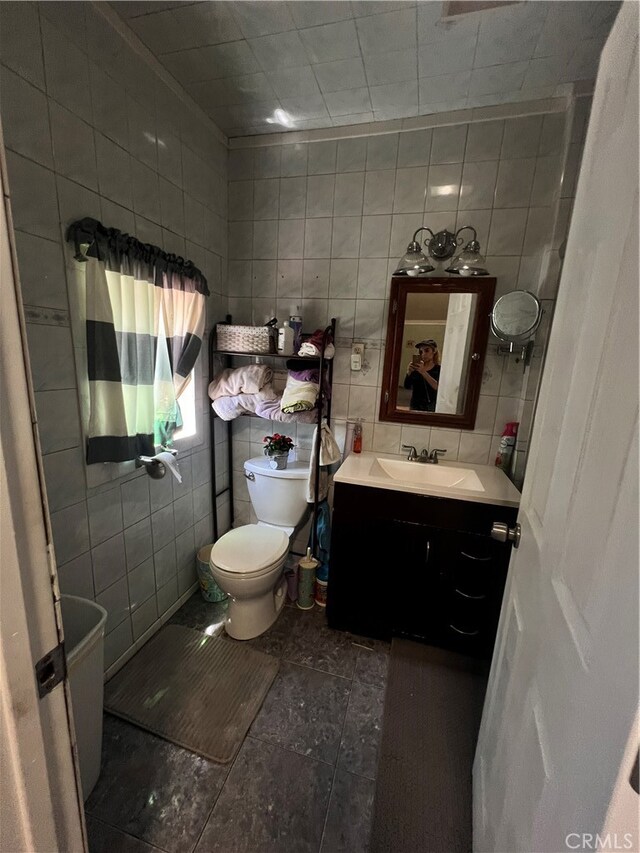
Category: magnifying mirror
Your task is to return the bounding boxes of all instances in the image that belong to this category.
[491,291,543,341]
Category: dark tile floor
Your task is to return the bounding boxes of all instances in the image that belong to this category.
[86,595,389,853]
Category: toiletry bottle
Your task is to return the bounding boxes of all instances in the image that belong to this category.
[495,422,518,470]
[289,314,303,352]
[343,421,356,461]
[277,320,294,354]
[297,548,318,610]
[352,421,362,454]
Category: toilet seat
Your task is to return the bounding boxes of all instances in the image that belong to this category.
[210,524,289,577]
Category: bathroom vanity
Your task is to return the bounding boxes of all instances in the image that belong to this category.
[327,453,520,660]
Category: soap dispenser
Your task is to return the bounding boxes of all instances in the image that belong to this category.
[277,320,295,355]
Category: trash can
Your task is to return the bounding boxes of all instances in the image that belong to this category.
[196,545,228,603]
[60,595,107,800]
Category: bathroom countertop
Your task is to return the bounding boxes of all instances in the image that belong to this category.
[334,452,521,508]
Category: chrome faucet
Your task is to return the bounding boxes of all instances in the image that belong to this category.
[426,448,446,464]
[401,444,418,461]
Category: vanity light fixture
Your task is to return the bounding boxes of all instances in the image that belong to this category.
[394,225,490,276]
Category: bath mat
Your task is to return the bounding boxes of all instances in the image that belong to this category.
[370,640,487,853]
[104,625,279,764]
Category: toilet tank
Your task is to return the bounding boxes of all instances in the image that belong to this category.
[244,457,309,528]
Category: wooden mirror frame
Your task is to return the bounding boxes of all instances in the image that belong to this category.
[379,276,496,430]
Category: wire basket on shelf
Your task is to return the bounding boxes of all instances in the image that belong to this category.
[215,324,271,353]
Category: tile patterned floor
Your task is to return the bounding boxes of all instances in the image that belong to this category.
[86,595,389,853]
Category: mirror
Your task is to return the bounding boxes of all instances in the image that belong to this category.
[380,276,496,429]
[491,290,543,341]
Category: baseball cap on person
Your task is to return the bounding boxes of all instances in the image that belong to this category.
[416,339,438,350]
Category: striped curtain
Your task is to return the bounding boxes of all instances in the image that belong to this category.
[67,219,208,464]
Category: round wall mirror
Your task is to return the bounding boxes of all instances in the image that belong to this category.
[491,291,542,341]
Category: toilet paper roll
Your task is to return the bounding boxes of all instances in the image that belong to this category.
[139,450,182,483]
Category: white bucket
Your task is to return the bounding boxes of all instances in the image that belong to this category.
[61,595,107,800]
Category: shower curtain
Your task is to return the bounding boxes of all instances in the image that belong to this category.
[67,218,208,464]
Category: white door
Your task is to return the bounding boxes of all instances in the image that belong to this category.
[474,6,639,853]
[0,140,86,849]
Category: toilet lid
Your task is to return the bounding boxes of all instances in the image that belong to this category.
[210,524,289,575]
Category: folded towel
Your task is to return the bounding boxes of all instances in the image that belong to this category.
[281,375,319,413]
[255,397,318,422]
[298,342,335,359]
[306,423,341,502]
[212,387,277,421]
[208,365,272,400]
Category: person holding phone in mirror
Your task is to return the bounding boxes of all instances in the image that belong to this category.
[404,339,441,412]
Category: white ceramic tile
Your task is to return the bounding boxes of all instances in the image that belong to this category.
[469,62,528,97]
[277,259,303,297]
[5,152,59,241]
[359,215,392,259]
[531,155,563,206]
[348,385,377,421]
[303,258,331,297]
[1,66,53,169]
[494,158,536,208]
[35,390,81,454]
[313,58,367,94]
[372,423,402,454]
[363,170,396,215]
[158,178,184,235]
[26,324,76,391]
[14,231,67,311]
[334,172,365,216]
[131,594,158,640]
[299,19,361,64]
[426,163,462,212]
[329,260,359,298]
[304,218,333,258]
[357,258,388,299]
[253,220,278,259]
[91,531,126,596]
[492,395,521,434]
[0,2,45,89]
[95,134,133,210]
[458,160,498,211]
[365,135,399,171]
[233,1,296,38]
[488,208,528,256]
[41,18,92,118]
[57,551,94,599]
[427,428,461,461]
[393,167,428,213]
[50,501,90,566]
[308,140,337,175]
[458,433,491,464]
[354,299,385,340]
[301,297,329,331]
[336,138,367,173]
[370,81,419,116]
[474,394,499,433]
[364,49,417,86]
[228,260,252,297]
[278,219,305,258]
[418,36,476,78]
[120,476,150,528]
[418,70,471,111]
[151,504,176,552]
[249,31,311,71]
[43,447,85,512]
[325,88,372,118]
[88,488,124,547]
[229,180,254,220]
[390,211,424,258]
[97,576,131,634]
[355,9,417,56]
[501,116,544,159]
[174,493,194,533]
[254,145,282,177]
[430,124,468,164]
[464,120,504,162]
[306,174,335,218]
[280,143,308,177]
[252,259,278,296]
[400,425,432,455]
[279,176,307,219]
[522,207,554,256]
[330,216,362,259]
[397,129,432,168]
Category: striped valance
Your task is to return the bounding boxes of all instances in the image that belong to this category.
[67,218,208,464]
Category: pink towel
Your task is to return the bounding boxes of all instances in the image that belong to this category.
[208,365,272,400]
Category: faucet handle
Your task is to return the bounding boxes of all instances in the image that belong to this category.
[429,448,447,462]
[402,444,418,460]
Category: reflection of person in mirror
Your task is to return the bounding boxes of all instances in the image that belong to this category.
[404,339,441,411]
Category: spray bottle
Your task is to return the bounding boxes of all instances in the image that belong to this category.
[495,422,518,472]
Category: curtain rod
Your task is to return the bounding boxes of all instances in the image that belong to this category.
[66,217,209,296]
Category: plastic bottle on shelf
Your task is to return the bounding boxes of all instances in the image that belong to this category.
[289,314,303,353]
[352,420,363,454]
[277,320,295,354]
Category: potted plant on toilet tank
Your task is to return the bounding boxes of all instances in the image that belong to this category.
[263,434,295,470]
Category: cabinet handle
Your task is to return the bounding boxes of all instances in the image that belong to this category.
[449,623,480,636]
[425,540,430,565]
[460,550,492,562]
[455,588,486,600]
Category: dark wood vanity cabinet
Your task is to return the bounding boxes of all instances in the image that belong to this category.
[327,483,518,660]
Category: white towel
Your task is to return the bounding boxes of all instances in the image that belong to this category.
[306,423,341,502]
[208,364,272,400]
[298,342,335,359]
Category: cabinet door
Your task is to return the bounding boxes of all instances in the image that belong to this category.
[386,519,445,644]
[440,531,509,657]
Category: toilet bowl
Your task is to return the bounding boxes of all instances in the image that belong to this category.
[209,457,309,640]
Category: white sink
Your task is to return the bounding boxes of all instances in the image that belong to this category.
[371,457,485,492]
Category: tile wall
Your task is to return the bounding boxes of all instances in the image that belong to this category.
[0,2,229,673]
[226,100,585,522]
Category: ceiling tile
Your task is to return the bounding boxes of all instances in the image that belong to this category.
[419,70,471,106]
[363,49,417,86]
[522,55,568,90]
[469,61,529,97]
[160,41,259,84]
[418,36,476,78]
[110,1,193,19]
[298,20,361,64]
[313,58,367,94]
[417,2,481,44]
[189,72,276,108]
[288,1,354,28]
[230,1,296,38]
[473,2,548,68]
[352,2,416,17]
[324,87,372,117]
[355,9,417,55]
[266,66,322,99]
[248,30,310,71]
[332,112,376,126]
[173,3,242,48]
[369,80,418,114]
[280,95,330,121]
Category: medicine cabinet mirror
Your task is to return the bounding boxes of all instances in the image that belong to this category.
[379,276,496,430]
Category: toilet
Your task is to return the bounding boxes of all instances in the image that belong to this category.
[209,456,309,640]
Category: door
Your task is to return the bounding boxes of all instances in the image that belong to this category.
[474,7,639,853]
[0,136,86,849]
